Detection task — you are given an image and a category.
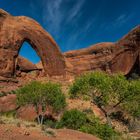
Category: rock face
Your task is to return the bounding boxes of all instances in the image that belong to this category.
[0,9,66,78]
[17,56,38,72]
[64,26,140,76]
[0,9,140,78]
[0,94,16,112]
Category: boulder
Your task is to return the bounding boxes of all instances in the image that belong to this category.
[0,94,17,112]
[17,56,37,72]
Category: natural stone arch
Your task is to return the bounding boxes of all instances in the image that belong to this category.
[0,9,66,77]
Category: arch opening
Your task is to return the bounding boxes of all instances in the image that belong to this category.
[19,41,41,64]
[16,41,43,74]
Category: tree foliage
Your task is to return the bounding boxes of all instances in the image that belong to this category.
[69,71,140,124]
[16,81,66,124]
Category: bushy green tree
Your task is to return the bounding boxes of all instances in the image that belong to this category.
[16,81,66,125]
[69,71,140,126]
[122,80,140,119]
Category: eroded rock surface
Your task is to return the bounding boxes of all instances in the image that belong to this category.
[0,9,66,78]
[64,26,140,75]
[17,56,37,72]
[0,9,140,78]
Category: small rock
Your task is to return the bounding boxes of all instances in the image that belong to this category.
[24,131,30,136]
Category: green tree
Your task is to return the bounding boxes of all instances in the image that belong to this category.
[69,71,140,127]
[122,80,140,119]
[69,71,113,126]
[16,81,66,125]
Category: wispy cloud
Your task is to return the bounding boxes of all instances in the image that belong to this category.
[42,0,86,38]
[65,18,95,51]
[113,14,133,27]
[100,13,135,33]
[42,0,63,36]
[66,0,85,23]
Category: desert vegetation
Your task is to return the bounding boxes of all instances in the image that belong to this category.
[16,81,66,125]
[0,71,140,140]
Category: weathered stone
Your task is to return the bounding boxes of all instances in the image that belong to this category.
[0,9,140,78]
[0,94,17,112]
[0,9,66,78]
[17,56,37,72]
[64,26,140,76]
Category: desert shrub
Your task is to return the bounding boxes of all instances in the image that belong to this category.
[56,109,87,130]
[80,123,117,140]
[57,109,117,140]
[16,81,66,125]
[80,114,118,140]
[44,119,57,128]
[0,110,16,118]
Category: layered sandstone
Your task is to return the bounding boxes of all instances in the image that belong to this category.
[64,26,140,76]
[0,9,66,78]
[0,9,140,78]
[17,56,37,72]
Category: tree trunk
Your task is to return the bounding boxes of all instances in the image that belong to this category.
[40,115,44,125]
[35,105,41,124]
[106,113,112,127]
[37,116,41,124]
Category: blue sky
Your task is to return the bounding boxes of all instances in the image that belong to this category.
[1,0,140,63]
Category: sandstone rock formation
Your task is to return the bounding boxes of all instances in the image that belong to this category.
[17,56,38,72]
[0,9,66,78]
[64,25,140,76]
[0,9,140,78]
[0,94,16,112]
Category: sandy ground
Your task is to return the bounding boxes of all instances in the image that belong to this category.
[0,124,99,140]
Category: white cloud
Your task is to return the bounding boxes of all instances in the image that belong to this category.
[66,0,85,23]
[113,13,134,28]
[42,0,86,38]
[42,0,64,36]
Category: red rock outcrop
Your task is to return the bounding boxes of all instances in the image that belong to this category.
[17,56,38,72]
[0,9,140,78]
[0,94,16,112]
[0,9,66,78]
[64,25,140,76]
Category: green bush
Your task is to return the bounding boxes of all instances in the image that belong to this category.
[80,114,117,140]
[56,109,87,130]
[0,110,16,118]
[44,119,57,128]
[80,123,117,140]
[57,109,117,140]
